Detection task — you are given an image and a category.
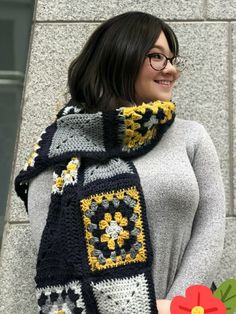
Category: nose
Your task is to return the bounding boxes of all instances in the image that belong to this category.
[162,60,178,74]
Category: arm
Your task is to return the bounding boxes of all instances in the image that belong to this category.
[28,168,53,250]
[166,124,226,299]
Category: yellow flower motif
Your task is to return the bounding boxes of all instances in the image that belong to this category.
[99,212,129,250]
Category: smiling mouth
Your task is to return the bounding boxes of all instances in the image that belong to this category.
[154,80,173,87]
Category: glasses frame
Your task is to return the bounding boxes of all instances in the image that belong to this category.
[146,52,186,72]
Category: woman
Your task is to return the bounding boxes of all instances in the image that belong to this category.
[15,11,225,314]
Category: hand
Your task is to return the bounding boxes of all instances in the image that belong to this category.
[156,299,172,314]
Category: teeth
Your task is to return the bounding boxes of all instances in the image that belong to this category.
[156,80,171,85]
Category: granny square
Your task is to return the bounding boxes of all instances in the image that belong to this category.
[36,280,86,313]
[91,273,152,313]
[80,187,147,271]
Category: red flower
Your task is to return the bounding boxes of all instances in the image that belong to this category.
[170,285,226,314]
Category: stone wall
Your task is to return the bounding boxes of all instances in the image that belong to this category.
[1,1,236,313]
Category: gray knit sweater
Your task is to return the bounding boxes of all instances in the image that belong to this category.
[28,117,226,300]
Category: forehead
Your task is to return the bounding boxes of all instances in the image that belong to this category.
[152,31,171,54]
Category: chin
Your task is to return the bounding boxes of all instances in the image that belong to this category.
[157,92,173,101]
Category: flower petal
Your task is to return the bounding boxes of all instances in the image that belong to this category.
[120,230,129,239]
[100,234,110,242]
[171,296,193,314]
[119,217,128,227]
[99,220,109,230]
[108,239,115,250]
[104,213,112,222]
[114,212,122,223]
[117,236,124,248]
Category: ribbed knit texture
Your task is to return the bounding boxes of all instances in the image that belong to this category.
[15,100,178,314]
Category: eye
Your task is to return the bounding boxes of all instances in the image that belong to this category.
[149,53,163,60]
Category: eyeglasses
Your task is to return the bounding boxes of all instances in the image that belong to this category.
[146,53,187,72]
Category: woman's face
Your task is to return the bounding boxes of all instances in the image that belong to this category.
[135,31,179,104]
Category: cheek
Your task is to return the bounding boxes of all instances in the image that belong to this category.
[136,67,154,88]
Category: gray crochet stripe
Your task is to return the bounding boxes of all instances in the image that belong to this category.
[49,113,105,157]
[91,273,151,314]
[83,158,134,186]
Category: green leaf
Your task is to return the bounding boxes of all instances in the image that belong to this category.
[213,279,236,314]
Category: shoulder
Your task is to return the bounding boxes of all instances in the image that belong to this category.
[169,117,209,144]
[173,117,206,134]
[169,117,214,162]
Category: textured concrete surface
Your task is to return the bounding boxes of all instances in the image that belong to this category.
[36,0,204,21]
[232,23,236,216]
[9,23,98,221]
[207,0,236,20]
[0,218,234,313]
[0,223,38,314]
[10,22,231,222]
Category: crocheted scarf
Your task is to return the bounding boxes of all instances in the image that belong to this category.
[15,99,176,314]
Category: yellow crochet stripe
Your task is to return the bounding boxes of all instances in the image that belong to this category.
[23,136,44,170]
[121,100,175,118]
[120,100,175,150]
[80,186,147,272]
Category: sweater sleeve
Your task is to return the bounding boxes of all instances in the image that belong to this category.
[28,168,53,250]
[166,124,226,300]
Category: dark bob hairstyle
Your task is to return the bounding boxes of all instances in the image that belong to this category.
[68,11,179,112]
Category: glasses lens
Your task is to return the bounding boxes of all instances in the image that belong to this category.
[173,56,187,71]
[150,53,166,71]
